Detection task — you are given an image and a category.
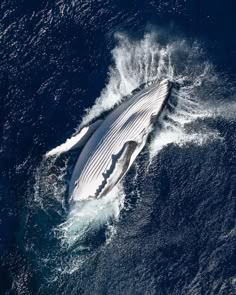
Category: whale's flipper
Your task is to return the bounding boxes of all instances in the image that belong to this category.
[46,119,103,158]
[97,141,138,198]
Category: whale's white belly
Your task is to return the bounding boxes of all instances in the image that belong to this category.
[69,79,172,201]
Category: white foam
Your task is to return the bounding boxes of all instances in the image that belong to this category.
[149,80,223,160]
[81,32,175,126]
[56,184,125,248]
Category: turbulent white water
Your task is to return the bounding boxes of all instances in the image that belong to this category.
[57,184,125,248]
[35,32,233,254]
[81,32,175,126]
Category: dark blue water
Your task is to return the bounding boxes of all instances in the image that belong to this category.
[1,1,236,294]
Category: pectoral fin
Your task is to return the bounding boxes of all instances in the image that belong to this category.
[46,119,103,157]
[97,141,138,198]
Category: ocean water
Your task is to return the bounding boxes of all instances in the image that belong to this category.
[0,1,236,294]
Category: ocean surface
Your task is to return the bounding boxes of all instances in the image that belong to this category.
[0,0,236,294]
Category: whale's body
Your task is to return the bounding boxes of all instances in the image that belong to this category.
[68,79,172,202]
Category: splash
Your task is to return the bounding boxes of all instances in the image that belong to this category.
[56,184,125,249]
[148,77,223,160]
[81,32,175,126]
[79,32,225,163]
[36,32,234,256]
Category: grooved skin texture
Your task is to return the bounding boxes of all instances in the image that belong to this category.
[70,80,171,201]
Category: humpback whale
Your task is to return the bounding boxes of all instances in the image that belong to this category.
[66,79,172,202]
